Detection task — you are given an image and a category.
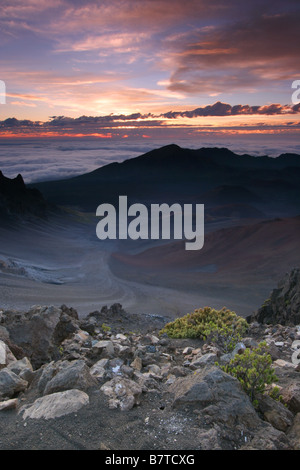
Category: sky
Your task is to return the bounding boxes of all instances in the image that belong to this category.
[0,0,299,140]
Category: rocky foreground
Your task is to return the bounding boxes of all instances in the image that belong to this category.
[0,270,300,451]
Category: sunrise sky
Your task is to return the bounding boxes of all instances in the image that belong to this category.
[0,0,299,140]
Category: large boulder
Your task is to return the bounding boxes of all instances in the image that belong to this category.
[168,365,292,449]
[42,359,97,396]
[20,389,89,420]
[2,305,80,368]
[169,366,261,430]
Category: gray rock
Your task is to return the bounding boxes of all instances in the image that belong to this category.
[258,394,294,431]
[6,357,34,383]
[189,353,218,370]
[286,412,300,450]
[37,361,57,394]
[3,305,80,368]
[0,369,28,399]
[169,366,261,430]
[90,358,109,380]
[281,382,300,413]
[219,343,246,364]
[43,359,98,395]
[20,389,89,420]
[250,268,300,325]
[0,326,10,343]
[242,337,259,349]
[92,340,115,357]
[241,424,291,450]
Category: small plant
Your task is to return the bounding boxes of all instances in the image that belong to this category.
[262,298,271,308]
[159,306,248,342]
[220,341,278,404]
[269,385,285,405]
[101,323,111,333]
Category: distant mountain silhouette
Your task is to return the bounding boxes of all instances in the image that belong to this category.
[0,170,54,221]
[31,144,300,217]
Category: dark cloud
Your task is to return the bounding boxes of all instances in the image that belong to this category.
[165,3,300,94]
[1,101,299,134]
[160,102,300,118]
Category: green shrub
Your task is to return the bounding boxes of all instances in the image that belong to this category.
[210,324,244,353]
[220,341,278,404]
[159,306,248,342]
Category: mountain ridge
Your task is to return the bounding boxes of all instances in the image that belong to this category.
[28,144,300,216]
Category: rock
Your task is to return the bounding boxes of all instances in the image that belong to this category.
[120,365,134,378]
[90,358,109,380]
[258,394,294,431]
[250,268,300,325]
[36,361,57,394]
[242,337,259,349]
[183,347,193,355]
[6,357,34,383]
[189,353,218,370]
[134,371,160,392]
[20,389,89,420]
[0,398,18,411]
[273,359,297,369]
[0,369,28,399]
[240,424,291,450]
[266,342,281,360]
[43,359,98,395]
[92,340,115,357]
[147,364,161,375]
[80,315,97,335]
[0,340,7,368]
[0,340,17,369]
[169,366,261,430]
[169,366,188,377]
[73,329,90,344]
[101,377,142,411]
[0,326,10,343]
[286,412,300,449]
[130,356,143,371]
[196,427,222,450]
[51,310,79,345]
[231,342,246,355]
[2,305,81,369]
[281,383,300,413]
[115,334,128,342]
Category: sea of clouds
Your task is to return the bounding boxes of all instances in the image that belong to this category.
[0,135,299,184]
